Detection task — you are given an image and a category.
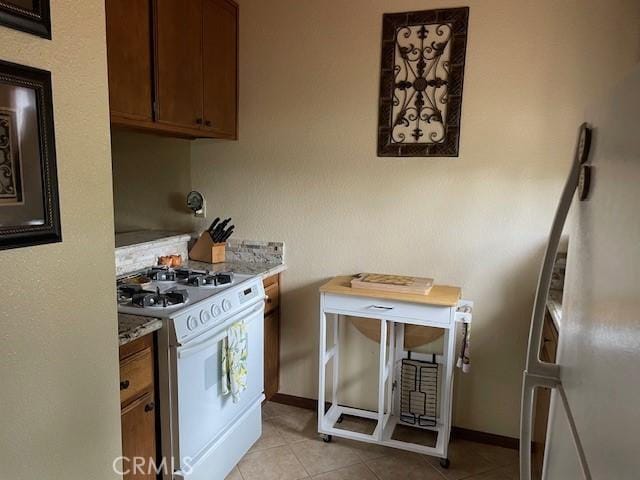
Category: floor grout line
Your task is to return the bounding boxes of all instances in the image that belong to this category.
[307,461,372,479]
[361,460,384,480]
[287,441,313,478]
[417,454,449,480]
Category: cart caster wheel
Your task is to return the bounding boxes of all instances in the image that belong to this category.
[336,415,344,424]
[439,458,450,469]
[322,434,332,443]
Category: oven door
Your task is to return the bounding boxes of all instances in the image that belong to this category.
[174,300,264,466]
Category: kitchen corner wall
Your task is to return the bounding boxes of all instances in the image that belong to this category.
[112,131,194,232]
[188,0,640,437]
[0,1,122,479]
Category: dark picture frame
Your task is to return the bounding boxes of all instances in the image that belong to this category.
[0,1,51,39]
[0,59,61,250]
[377,7,469,157]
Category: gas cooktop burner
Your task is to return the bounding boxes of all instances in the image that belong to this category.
[118,285,189,308]
[186,271,233,287]
[146,267,177,282]
[134,267,234,287]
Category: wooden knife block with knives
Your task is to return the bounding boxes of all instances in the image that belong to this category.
[189,232,225,264]
[189,217,234,264]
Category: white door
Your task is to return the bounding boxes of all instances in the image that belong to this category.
[175,300,264,465]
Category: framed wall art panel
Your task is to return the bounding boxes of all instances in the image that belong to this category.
[0,59,61,250]
[0,0,51,39]
[377,7,469,157]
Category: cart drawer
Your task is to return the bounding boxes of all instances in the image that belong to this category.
[323,293,451,325]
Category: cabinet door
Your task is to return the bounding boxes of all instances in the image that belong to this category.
[264,311,280,400]
[105,0,153,121]
[121,392,156,480]
[202,0,238,138]
[155,0,204,129]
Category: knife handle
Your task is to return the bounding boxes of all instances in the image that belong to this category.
[207,217,220,234]
[222,226,234,242]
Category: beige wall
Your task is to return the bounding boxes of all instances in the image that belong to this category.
[189,0,640,437]
[0,2,122,479]
[112,131,193,232]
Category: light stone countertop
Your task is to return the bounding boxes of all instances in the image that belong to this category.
[185,259,287,280]
[117,260,287,346]
[118,314,163,346]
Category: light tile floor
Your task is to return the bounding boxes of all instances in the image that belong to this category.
[226,402,519,480]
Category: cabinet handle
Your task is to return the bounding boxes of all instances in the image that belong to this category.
[265,295,271,303]
[195,118,203,125]
[120,380,130,390]
[144,402,155,412]
[205,120,212,127]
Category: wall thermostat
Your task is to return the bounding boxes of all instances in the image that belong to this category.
[187,191,206,217]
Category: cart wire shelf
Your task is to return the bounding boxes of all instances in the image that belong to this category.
[400,355,438,427]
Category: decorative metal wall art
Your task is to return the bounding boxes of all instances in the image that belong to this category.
[377,7,469,157]
[0,0,51,38]
[0,59,61,250]
[0,108,21,203]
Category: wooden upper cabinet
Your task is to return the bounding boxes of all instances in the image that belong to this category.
[105,0,153,121]
[105,0,238,139]
[155,0,204,129]
[203,0,238,138]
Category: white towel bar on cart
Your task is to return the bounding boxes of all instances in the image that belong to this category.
[318,276,472,468]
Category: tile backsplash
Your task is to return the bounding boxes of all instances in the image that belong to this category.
[225,239,284,264]
[114,232,285,277]
[115,233,190,276]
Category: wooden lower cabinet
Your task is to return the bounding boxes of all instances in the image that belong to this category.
[263,274,281,400]
[119,335,157,480]
[121,392,156,480]
[532,311,559,480]
[264,311,280,399]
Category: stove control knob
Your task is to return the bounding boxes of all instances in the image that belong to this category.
[186,315,198,331]
[210,304,221,317]
[200,310,211,324]
[222,299,232,312]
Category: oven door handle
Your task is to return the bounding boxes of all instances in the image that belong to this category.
[177,301,264,359]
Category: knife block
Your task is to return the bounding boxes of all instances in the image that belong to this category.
[188,231,226,264]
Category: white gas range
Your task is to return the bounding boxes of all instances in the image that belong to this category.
[117,267,265,480]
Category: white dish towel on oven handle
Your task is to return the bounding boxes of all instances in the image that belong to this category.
[221,320,248,403]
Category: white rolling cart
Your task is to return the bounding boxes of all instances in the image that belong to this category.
[317,276,472,468]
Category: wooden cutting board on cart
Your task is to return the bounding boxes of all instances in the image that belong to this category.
[351,273,434,295]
